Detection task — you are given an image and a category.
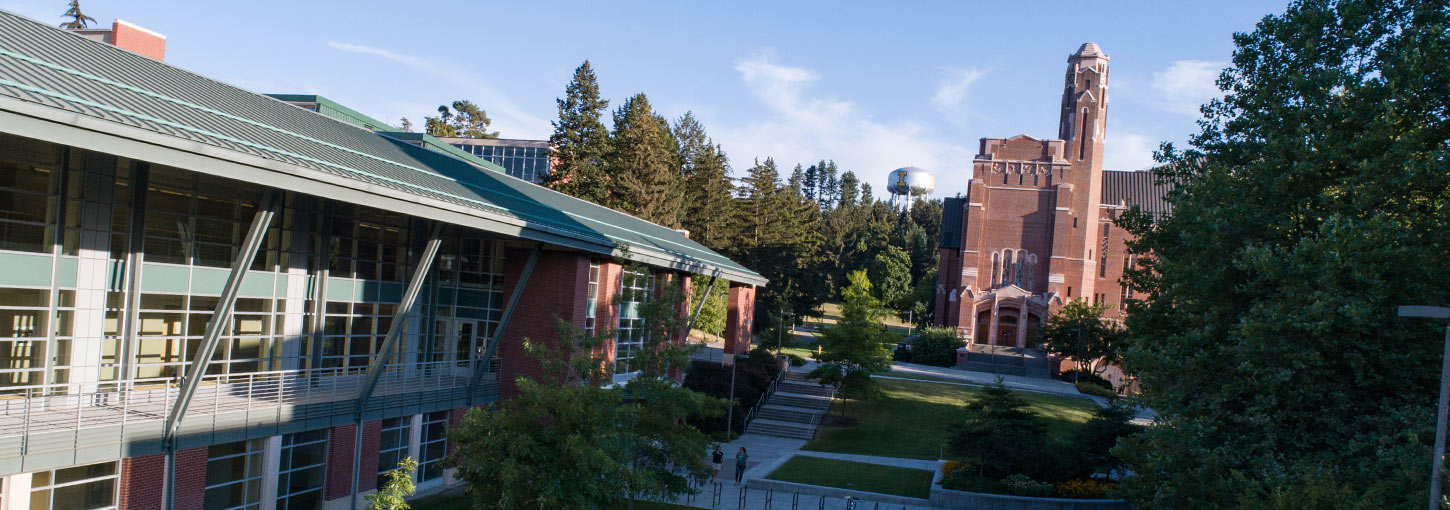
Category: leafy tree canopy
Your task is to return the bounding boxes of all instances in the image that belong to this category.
[1036,300,1123,375]
[424,100,499,139]
[1116,1,1450,507]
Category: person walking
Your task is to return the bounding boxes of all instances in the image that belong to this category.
[710,445,724,483]
[734,447,749,486]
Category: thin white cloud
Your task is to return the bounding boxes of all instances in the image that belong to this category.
[931,66,988,111]
[326,41,550,138]
[712,51,974,196]
[1104,129,1158,171]
[1150,60,1224,117]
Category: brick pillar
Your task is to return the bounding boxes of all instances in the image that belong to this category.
[723,284,756,357]
[172,447,208,510]
[357,420,383,492]
[670,273,691,381]
[496,251,590,398]
[119,454,166,510]
[324,424,357,502]
[447,408,466,457]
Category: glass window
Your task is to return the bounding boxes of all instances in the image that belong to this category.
[0,133,61,253]
[376,417,411,489]
[615,267,655,374]
[418,411,449,483]
[585,262,600,336]
[277,430,329,510]
[205,439,266,510]
[28,461,118,510]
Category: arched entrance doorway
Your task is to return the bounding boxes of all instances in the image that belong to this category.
[975,310,991,346]
[996,314,1018,346]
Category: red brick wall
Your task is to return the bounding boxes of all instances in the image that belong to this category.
[723,284,755,355]
[172,447,208,510]
[357,420,383,492]
[119,454,165,510]
[110,20,165,61]
[497,250,590,398]
[325,424,357,501]
[447,407,466,457]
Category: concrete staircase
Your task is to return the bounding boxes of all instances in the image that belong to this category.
[746,371,833,440]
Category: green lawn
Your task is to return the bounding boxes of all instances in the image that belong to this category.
[410,491,694,510]
[765,455,934,499]
[803,377,1098,460]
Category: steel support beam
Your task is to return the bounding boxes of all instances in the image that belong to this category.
[353,222,444,416]
[162,189,279,441]
[469,243,541,403]
[684,271,722,334]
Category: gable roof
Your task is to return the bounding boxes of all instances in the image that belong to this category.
[0,9,765,286]
[1102,169,1173,219]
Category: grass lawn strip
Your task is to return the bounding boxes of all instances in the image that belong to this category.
[803,377,1098,460]
[410,491,695,510]
[765,455,934,499]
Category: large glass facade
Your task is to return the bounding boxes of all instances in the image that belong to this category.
[615,267,656,374]
[375,416,410,489]
[28,461,118,510]
[277,430,329,510]
[418,411,449,483]
[205,439,266,510]
[448,142,551,184]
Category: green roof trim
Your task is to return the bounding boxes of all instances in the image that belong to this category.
[264,93,392,132]
[0,10,765,286]
[377,130,512,175]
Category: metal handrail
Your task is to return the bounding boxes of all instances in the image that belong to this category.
[743,358,790,430]
[0,358,502,445]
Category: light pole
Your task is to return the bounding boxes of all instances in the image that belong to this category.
[725,354,738,439]
[1399,305,1450,510]
[776,310,794,356]
[1068,326,1084,384]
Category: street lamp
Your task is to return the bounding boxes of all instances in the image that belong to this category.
[1399,304,1450,510]
[777,310,794,356]
[1068,327,1084,384]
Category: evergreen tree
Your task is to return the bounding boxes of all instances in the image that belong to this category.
[398,117,413,133]
[947,378,1047,479]
[546,60,611,203]
[446,100,499,139]
[674,114,734,249]
[838,171,860,209]
[607,93,681,226]
[1117,1,1450,507]
[58,0,95,29]
[424,105,456,137]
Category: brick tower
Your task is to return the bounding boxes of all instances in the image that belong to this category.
[934,43,1113,347]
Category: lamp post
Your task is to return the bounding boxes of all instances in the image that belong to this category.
[1068,327,1084,384]
[776,310,794,356]
[725,353,738,440]
[1399,305,1450,510]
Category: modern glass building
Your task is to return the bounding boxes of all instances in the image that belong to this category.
[0,10,763,510]
[435,138,552,185]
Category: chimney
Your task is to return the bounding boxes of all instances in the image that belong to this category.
[71,19,166,61]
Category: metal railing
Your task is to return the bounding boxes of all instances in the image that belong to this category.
[0,358,500,456]
[743,357,789,429]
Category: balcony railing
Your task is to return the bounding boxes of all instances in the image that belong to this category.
[0,359,500,458]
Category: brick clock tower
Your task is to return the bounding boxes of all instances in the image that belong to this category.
[934,42,1119,347]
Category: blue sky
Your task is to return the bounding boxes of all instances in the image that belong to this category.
[3,1,1287,196]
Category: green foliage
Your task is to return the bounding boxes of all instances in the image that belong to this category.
[546,60,611,204]
[608,94,682,227]
[424,100,498,139]
[946,378,1047,479]
[1074,382,1117,400]
[1075,404,1140,474]
[911,327,964,367]
[674,113,735,250]
[1036,300,1123,374]
[867,245,912,310]
[58,0,95,29]
[688,274,728,337]
[1116,1,1450,508]
[451,264,724,509]
[1000,474,1054,497]
[727,158,824,326]
[1056,369,1112,390]
[810,271,892,410]
[365,457,417,510]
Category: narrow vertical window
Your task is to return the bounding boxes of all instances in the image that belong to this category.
[1079,107,1089,159]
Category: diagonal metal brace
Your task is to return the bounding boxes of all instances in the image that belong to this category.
[684,270,723,334]
[163,190,279,442]
[469,243,541,403]
[354,222,444,418]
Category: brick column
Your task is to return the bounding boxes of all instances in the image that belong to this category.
[324,424,357,502]
[723,284,756,357]
[172,447,209,510]
[119,454,166,510]
[496,250,590,398]
[357,420,383,492]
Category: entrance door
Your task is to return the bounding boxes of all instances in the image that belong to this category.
[430,318,481,377]
[997,325,1017,346]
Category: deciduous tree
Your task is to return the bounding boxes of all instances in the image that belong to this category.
[1036,300,1122,374]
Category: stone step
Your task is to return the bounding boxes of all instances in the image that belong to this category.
[768,393,832,411]
[747,419,816,440]
[757,405,821,424]
[776,382,833,396]
[956,361,1027,377]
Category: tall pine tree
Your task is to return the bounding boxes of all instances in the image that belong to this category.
[674,113,733,249]
[607,93,681,226]
[546,61,611,204]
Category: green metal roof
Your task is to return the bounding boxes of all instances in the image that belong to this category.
[0,10,764,285]
[264,93,392,132]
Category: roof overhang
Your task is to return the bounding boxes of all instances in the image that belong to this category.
[0,95,768,286]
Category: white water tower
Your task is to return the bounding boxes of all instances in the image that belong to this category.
[886,166,935,210]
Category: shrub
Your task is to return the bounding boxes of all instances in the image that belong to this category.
[911,327,964,367]
[940,468,998,493]
[1055,479,1116,499]
[683,360,771,434]
[941,460,964,477]
[1076,382,1118,399]
[1057,369,1112,390]
[1001,474,1054,497]
[787,353,806,366]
